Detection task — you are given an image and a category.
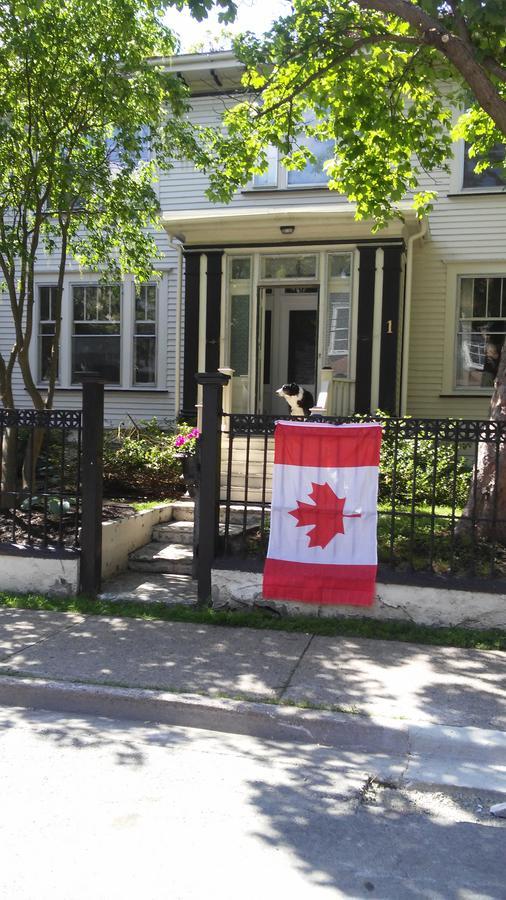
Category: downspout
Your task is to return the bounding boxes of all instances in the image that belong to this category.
[168,235,185,420]
[400,217,428,416]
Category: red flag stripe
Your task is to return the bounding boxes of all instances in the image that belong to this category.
[274,422,382,468]
[263,559,377,606]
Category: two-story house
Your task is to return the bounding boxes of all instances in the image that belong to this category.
[4,49,505,426]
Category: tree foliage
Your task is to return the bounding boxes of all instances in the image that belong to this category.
[201,0,506,226]
[0,0,238,414]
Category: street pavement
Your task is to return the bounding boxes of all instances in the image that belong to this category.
[0,704,505,900]
[0,606,505,793]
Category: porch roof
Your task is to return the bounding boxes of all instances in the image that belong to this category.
[161,203,423,247]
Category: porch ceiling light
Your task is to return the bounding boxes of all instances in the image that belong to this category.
[280,225,295,234]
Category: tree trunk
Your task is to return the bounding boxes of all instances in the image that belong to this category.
[459,339,506,542]
[0,427,18,511]
[22,426,46,493]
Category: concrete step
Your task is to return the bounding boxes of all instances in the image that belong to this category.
[128,542,193,576]
[152,520,248,545]
[169,501,196,522]
[169,501,265,527]
[152,520,195,544]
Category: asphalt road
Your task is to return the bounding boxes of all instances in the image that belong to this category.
[0,705,504,900]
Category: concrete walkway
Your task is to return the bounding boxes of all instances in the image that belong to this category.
[0,606,505,792]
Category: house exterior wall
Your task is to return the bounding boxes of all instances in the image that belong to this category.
[2,58,504,424]
[160,91,505,422]
[407,165,506,419]
[3,227,179,426]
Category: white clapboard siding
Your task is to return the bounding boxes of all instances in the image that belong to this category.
[407,182,506,420]
[2,226,179,425]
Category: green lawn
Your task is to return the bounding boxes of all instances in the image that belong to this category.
[0,591,505,651]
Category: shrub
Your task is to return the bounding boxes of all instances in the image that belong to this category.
[379,424,471,509]
[103,418,183,498]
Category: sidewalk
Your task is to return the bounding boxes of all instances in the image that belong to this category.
[0,606,505,792]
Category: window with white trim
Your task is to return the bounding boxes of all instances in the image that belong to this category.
[462,142,505,190]
[134,284,157,385]
[36,275,164,390]
[71,284,121,384]
[229,256,252,377]
[324,253,353,377]
[456,275,506,388]
[252,133,333,190]
[38,285,59,382]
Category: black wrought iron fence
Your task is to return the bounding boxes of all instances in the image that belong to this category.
[0,408,82,551]
[220,414,506,586]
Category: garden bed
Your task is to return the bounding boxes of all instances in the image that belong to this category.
[0,502,136,550]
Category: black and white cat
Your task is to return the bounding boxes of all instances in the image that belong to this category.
[276,383,314,418]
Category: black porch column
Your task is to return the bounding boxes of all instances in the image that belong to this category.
[379,246,403,414]
[205,251,223,372]
[355,247,377,414]
[181,252,201,422]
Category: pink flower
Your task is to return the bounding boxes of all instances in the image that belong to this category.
[174,435,186,448]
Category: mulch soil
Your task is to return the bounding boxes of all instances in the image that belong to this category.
[0,503,136,549]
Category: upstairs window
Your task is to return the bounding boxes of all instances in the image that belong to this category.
[463,143,506,189]
[252,133,333,190]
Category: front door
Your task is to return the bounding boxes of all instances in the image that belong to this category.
[264,287,318,415]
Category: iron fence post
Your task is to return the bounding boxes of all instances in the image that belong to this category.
[79,376,105,596]
[195,371,230,606]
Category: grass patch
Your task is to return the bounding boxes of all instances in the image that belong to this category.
[130,499,173,512]
[107,498,174,512]
[0,591,505,652]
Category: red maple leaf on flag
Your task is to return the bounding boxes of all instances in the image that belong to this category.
[288,482,361,549]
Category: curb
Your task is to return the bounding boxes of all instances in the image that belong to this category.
[0,674,409,752]
[0,674,505,794]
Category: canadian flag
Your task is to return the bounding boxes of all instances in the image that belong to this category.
[263,421,383,606]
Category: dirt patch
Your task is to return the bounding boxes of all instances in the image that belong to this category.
[0,502,136,549]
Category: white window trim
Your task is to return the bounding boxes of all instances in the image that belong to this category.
[132,281,159,388]
[449,139,506,195]
[33,272,167,391]
[442,262,506,395]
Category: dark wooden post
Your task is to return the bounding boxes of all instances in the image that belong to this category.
[195,371,230,606]
[79,376,105,596]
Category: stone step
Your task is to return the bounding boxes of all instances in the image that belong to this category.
[169,501,265,526]
[169,501,196,522]
[128,542,193,576]
[152,520,195,544]
[152,520,246,545]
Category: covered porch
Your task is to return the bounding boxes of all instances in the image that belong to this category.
[162,204,424,421]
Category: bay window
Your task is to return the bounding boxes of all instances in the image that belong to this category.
[36,276,162,390]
